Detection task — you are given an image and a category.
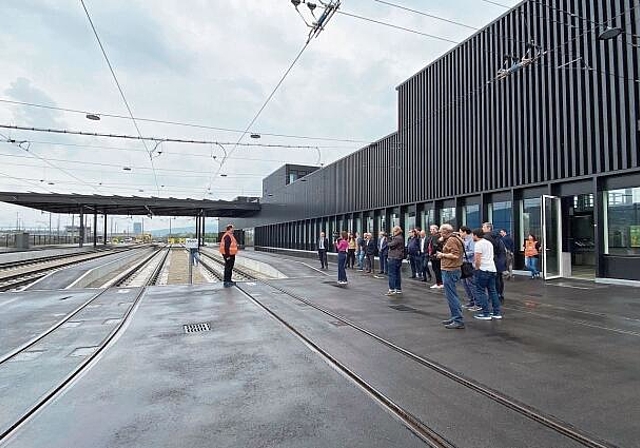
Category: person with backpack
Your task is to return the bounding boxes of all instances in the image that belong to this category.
[482,222,507,303]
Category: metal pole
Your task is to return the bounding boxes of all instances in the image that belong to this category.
[103,214,108,245]
[78,209,84,248]
[188,248,193,285]
[93,211,98,248]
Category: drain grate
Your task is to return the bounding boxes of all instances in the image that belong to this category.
[389,305,417,312]
[183,322,211,333]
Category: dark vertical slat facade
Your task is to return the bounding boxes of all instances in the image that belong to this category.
[247,0,640,278]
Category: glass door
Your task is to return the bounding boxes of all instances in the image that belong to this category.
[542,195,562,279]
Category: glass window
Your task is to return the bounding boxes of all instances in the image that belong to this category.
[489,201,513,235]
[367,216,374,233]
[355,217,362,234]
[440,207,456,227]
[391,212,400,229]
[421,209,434,230]
[605,187,640,255]
[463,204,480,229]
[520,198,541,244]
[378,214,387,234]
[404,212,416,234]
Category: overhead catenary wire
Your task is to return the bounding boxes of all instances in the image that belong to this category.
[372,0,479,31]
[207,40,312,195]
[79,0,160,196]
[0,139,355,166]
[0,152,272,178]
[0,131,100,193]
[337,10,460,44]
[479,0,515,9]
[0,124,340,150]
[0,169,55,194]
[0,98,370,144]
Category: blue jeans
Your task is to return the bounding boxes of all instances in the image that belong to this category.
[388,258,402,291]
[461,276,477,304]
[379,251,388,273]
[442,269,463,323]
[409,254,419,276]
[337,252,347,282]
[525,256,539,277]
[357,251,365,269]
[474,270,501,316]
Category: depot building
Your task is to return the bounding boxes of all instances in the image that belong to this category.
[236,0,640,284]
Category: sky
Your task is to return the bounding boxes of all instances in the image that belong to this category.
[0,0,519,232]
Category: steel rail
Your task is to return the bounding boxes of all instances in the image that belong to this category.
[234,284,456,448]
[254,279,619,448]
[0,247,137,292]
[0,287,153,443]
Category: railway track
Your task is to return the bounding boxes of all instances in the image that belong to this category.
[0,247,141,292]
[196,258,616,448]
[0,246,170,444]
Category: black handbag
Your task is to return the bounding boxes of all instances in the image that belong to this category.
[461,261,474,279]
[460,238,474,279]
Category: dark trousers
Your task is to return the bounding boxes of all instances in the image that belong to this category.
[347,249,356,268]
[420,254,431,280]
[337,252,348,282]
[318,249,328,269]
[365,253,374,272]
[223,255,235,283]
[431,258,443,285]
[496,271,505,301]
[409,254,419,277]
[379,251,388,273]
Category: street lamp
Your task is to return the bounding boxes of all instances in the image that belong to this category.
[598,26,623,40]
[86,113,101,121]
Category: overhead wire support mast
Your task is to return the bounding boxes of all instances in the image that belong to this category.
[291,0,342,43]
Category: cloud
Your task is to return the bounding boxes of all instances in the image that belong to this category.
[4,78,65,127]
[0,0,518,228]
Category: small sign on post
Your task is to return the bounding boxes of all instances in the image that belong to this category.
[185,238,198,285]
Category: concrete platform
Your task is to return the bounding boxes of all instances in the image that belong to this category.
[1,250,639,447]
[3,285,426,448]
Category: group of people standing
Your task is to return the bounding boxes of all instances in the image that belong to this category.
[318,222,544,330]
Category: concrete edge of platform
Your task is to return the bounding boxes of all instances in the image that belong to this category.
[596,277,640,287]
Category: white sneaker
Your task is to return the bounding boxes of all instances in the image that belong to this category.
[436,284,444,289]
[430,284,440,289]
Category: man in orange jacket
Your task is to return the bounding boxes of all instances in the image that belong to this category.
[219,224,238,287]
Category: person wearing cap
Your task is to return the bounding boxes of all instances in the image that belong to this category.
[219,224,238,287]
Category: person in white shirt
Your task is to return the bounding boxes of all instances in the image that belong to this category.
[472,228,502,320]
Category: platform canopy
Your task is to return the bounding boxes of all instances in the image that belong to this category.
[0,192,261,217]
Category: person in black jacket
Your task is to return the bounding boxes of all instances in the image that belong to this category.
[427,225,444,289]
[317,231,329,269]
[386,226,405,295]
[482,222,507,303]
[364,232,377,273]
[406,229,421,278]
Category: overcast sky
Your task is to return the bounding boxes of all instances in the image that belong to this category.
[0,0,518,231]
